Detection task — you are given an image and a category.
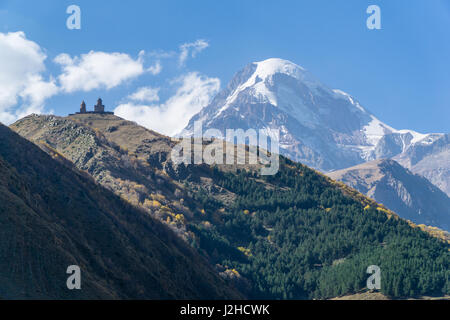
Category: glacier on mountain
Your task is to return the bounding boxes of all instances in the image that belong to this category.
[181,58,447,194]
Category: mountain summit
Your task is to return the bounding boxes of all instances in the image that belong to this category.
[181,58,444,175]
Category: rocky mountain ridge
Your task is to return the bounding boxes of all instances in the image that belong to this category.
[181,58,449,196]
[328,159,450,232]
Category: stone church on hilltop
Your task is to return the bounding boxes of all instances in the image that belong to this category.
[71,98,114,115]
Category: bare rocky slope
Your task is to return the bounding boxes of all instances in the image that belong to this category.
[10,113,204,241]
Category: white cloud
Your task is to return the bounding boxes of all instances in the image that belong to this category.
[149,50,176,59]
[179,39,209,66]
[128,87,160,103]
[147,60,162,75]
[0,31,58,124]
[54,51,146,93]
[115,72,220,136]
[0,32,213,127]
[17,74,58,117]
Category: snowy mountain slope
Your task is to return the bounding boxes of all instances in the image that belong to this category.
[328,159,450,231]
[393,133,450,196]
[181,58,444,173]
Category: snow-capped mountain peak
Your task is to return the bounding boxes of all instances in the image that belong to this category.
[249,58,309,82]
[181,58,446,177]
[215,58,322,118]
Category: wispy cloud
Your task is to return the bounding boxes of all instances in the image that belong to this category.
[147,60,162,75]
[148,49,177,59]
[115,72,220,136]
[128,87,160,103]
[179,39,209,66]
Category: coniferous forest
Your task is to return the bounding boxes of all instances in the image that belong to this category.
[187,158,450,299]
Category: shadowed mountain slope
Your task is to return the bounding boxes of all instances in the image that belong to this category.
[0,123,241,299]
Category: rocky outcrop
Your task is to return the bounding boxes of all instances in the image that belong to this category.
[394,134,450,196]
[328,159,450,231]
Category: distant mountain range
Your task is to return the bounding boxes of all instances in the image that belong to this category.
[181,58,449,197]
[8,113,450,299]
[328,159,450,232]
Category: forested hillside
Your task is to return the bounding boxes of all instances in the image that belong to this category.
[187,159,449,299]
[10,114,450,300]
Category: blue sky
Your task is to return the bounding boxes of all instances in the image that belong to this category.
[0,0,449,134]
